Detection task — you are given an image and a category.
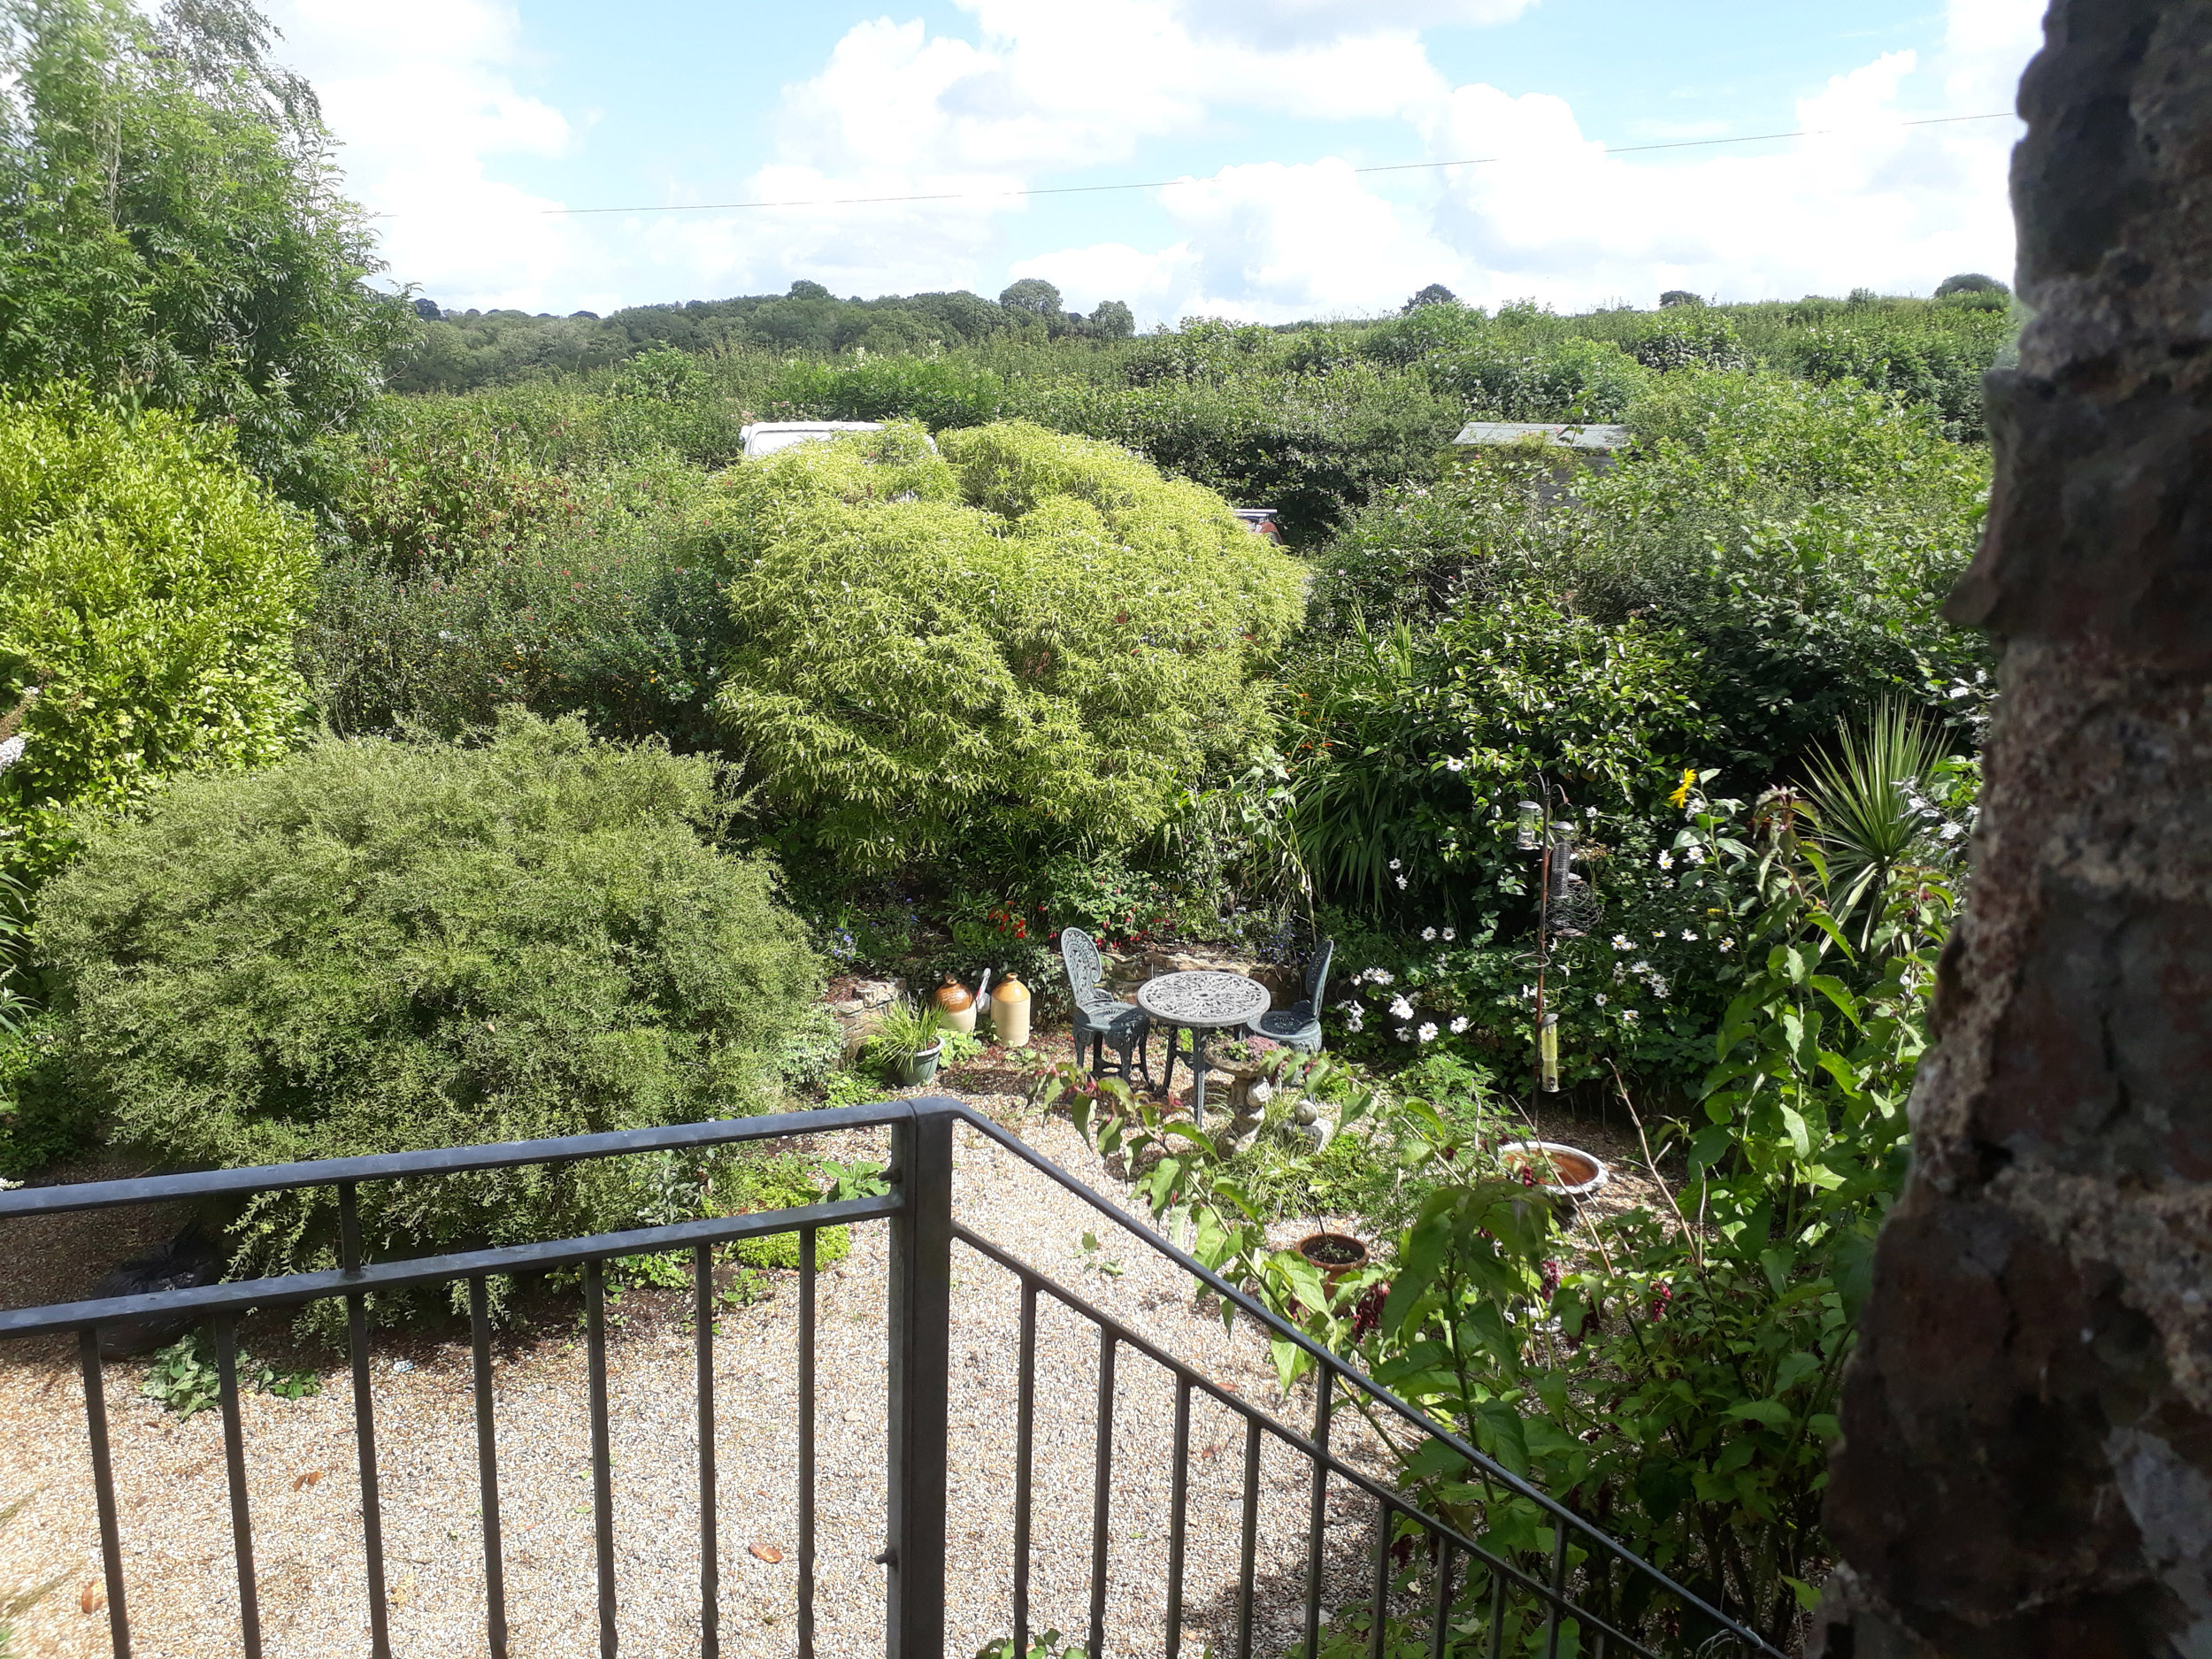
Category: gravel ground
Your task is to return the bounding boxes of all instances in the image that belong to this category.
[0,1069,1671,1659]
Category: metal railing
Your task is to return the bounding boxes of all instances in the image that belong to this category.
[0,1096,1785,1658]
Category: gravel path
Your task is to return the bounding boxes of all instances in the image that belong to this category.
[0,1091,1416,1659]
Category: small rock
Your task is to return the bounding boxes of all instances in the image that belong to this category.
[749,1542,784,1563]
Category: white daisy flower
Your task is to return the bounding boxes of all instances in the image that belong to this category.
[1656,851,1674,870]
[1422,927,1437,941]
[1394,874,1408,889]
[1441,928,1455,941]
[1685,845,1706,864]
[1417,1022,1438,1042]
[1621,1009,1639,1023]
[1595,994,1608,1007]
[1387,858,1402,871]
[1612,934,1632,950]
[1681,930,1698,941]
[1449,1015,1470,1033]
[1389,995,1414,1021]
[1370,969,1394,986]
[1445,757,1464,772]
[1346,1014,1363,1033]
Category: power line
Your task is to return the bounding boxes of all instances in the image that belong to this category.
[543,111,2015,217]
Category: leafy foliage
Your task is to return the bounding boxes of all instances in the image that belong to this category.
[1064,788,1962,1648]
[1569,369,1992,777]
[718,1154,855,1271]
[0,0,411,504]
[1801,700,1968,941]
[35,711,823,1310]
[0,389,316,879]
[140,1331,319,1418]
[710,420,1304,871]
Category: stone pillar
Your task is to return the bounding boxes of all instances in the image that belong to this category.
[1812,4,2212,1655]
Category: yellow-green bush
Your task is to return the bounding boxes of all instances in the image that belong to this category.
[0,390,316,877]
[712,421,1305,870]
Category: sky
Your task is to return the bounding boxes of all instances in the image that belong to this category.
[259,0,2051,326]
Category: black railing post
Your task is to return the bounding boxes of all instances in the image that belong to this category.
[886,1101,954,1659]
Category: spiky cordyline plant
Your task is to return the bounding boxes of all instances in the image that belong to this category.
[1801,699,1952,941]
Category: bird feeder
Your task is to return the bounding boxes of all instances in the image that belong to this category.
[1515,800,1545,850]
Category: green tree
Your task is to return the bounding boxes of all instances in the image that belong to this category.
[0,0,411,506]
[0,388,316,878]
[1086,299,1135,339]
[998,277,1064,317]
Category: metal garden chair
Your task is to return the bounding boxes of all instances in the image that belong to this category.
[1059,927,1152,1086]
[1245,935,1333,1053]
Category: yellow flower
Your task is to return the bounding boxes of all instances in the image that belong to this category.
[1669,767,1697,809]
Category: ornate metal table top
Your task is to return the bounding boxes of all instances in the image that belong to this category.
[1137,970,1271,1029]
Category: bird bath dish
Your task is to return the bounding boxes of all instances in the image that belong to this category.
[1497,1140,1610,1199]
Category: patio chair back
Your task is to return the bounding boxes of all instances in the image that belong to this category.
[1061,927,1105,1003]
[1303,936,1335,1012]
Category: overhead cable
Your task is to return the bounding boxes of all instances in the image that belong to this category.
[541,111,2016,217]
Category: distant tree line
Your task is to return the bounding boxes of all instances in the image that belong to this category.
[391,277,1137,396]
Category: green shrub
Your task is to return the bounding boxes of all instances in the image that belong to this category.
[711,420,1305,871]
[0,1014,74,1178]
[770,356,1010,430]
[1308,366,1992,785]
[0,389,316,878]
[720,1154,853,1271]
[305,531,734,749]
[1571,367,1993,777]
[35,710,823,1307]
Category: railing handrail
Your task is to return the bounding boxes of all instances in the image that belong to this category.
[0,1192,902,1340]
[0,1094,1784,1655]
[0,1096,918,1219]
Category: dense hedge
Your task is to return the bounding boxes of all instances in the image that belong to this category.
[1310,366,1993,781]
[35,712,822,1302]
[0,390,316,878]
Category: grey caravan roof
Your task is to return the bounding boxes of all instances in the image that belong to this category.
[1452,421,1632,450]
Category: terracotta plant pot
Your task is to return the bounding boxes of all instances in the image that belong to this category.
[1497,1140,1610,1199]
[1295,1231,1371,1293]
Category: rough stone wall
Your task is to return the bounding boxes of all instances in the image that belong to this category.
[1812,4,2212,1655]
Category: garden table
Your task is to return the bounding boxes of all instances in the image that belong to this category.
[1136,970,1272,1128]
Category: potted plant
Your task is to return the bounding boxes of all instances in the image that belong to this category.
[864,997,944,1087]
[1294,1230,1371,1291]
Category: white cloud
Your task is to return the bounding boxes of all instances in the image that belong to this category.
[271,0,2043,321]
[1018,158,1457,322]
[1016,0,2042,323]
[265,0,614,311]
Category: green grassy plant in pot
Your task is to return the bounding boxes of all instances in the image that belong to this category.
[864,997,944,1087]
